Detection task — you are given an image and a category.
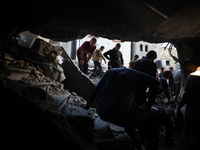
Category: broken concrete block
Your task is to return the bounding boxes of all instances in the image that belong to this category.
[61,47,95,102]
[31,38,58,61]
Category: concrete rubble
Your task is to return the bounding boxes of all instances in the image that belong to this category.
[0,38,134,150]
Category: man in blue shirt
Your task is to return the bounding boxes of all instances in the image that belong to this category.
[86,67,160,150]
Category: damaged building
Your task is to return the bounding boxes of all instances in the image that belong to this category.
[1,0,200,150]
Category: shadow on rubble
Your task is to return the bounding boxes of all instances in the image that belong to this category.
[1,85,82,150]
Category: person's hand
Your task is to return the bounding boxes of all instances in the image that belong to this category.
[80,60,84,65]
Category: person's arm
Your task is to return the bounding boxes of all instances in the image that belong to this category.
[153,63,157,77]
[161,79,171,102]
[177,91,190,110]
[120,52,124,66]
[140,74,160,108]
[80,48,85,65]
[85,87,99,109]
[174,82,180,102]
[165,91,171,102]
[176,90,191,118]
[173,70,181,102]
[86,53,93,64]
[100,51,106,63]
[176,75,193,116]
[103,50,110,60]
[146,81,159,108]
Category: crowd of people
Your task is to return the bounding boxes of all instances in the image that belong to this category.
[76,38,200,150]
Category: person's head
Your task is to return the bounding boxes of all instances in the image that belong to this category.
[115,43,121,51]
[161,67,164,72]
[163,71,172,79]
[100,46,105,51]
[142,56,146,59]
[181,60,198,75]
[146,50,157,61]
[89,38,97,47]
[134,54,139,61]
[169,67,173,72]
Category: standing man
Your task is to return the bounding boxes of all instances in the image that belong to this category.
[76,38,97,74]
[103,43,124,69]
[159,67,165,78]
[131,50,157,105]
[85,67,160,150]
[91,46,106,78]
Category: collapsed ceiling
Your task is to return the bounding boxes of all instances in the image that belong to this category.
[2,0,200,43]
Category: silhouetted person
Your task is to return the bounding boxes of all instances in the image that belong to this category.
[129,54,139,68]
[131,50,157,105]
[177,61,200,150]
[85,67,160,150]
[103,43,124,69]
[91,46,106,78]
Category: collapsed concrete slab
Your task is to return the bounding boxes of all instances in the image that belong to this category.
[60,46,95,102]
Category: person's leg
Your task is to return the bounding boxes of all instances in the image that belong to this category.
[131,106,159,150]
[157,112,173,146]
[77,54,84,72]
[96,61,103,76]
[91,61,97,77]
[83,57,88,74]
[138,113,158,150]
[124,126,142,150]
[98,113,141,150]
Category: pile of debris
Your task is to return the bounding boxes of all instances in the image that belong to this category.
[0,37,134,150]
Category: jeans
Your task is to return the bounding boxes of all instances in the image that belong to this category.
[77,54,88,74]
[92,61,103,77]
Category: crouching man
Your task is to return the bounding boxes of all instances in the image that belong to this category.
[85,67,160,150]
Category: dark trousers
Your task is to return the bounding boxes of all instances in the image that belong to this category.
[157,111,173,145]
[77,54,88,74]
[98,106,158,150]
[185,116,200,150]
[92,61,103,77]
